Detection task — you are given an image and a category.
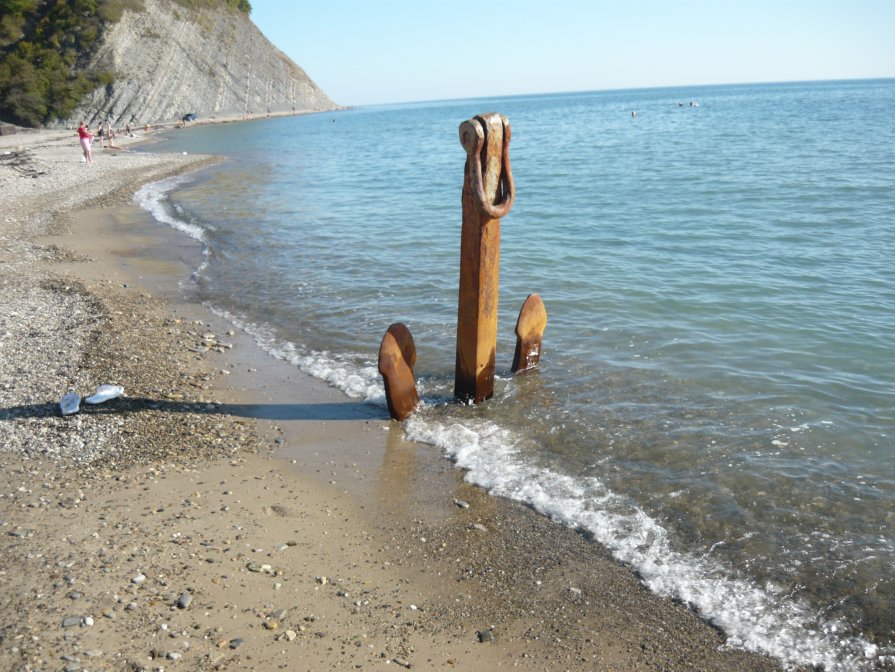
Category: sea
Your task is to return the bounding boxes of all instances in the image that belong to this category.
[135,79,894,670]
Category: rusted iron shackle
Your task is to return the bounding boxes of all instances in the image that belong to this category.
[459,115,515,219]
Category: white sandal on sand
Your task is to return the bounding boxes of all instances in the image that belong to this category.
[60,391,81,416]
[85,384,125,405]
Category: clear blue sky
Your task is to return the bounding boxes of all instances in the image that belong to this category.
[249,0,895,106]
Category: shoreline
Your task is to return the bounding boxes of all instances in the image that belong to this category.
[1,126,793,670]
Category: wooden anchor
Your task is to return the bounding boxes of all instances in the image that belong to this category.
[378,113,546,420]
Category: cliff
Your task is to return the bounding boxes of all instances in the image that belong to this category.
[63,0,337,127]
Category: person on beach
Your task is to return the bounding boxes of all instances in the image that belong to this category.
[76,122,93,163]
[96,121,106,148]
[107,120,117,148]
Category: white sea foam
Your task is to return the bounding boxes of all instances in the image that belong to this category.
[134,176,210,277]
[135,176,206,242]
[207,306,385,403]
[401,413,876,671]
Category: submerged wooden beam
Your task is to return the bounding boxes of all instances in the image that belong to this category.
[378,323,419,421]
[454,113,515,403]
[511,293,547,373]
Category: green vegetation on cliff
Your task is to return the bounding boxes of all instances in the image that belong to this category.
[0,0,252,127]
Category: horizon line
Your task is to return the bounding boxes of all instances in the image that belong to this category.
[343,75,895,109]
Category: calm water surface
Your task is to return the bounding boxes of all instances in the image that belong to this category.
[138,79,895,670]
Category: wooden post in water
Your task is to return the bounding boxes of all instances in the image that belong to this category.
[454,113,515,403]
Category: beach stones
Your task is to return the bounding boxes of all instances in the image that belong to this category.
[378,323,419,421]
[511,293,547,373]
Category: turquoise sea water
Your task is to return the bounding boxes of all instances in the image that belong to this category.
[138,79,895,670]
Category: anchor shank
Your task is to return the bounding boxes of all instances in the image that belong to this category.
[454,113,512,403]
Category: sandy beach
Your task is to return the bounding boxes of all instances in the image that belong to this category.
[0,125,796,671]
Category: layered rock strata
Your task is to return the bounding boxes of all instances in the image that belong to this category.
[64,0,337,127]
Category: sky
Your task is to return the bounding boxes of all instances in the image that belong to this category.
[249,0,895,107]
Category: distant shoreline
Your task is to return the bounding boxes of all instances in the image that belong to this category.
[0,104,350,139]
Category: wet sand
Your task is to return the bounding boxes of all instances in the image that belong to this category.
[0,126,795,671]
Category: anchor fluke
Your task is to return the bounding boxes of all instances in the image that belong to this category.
[378,323,420,421]
[511,293,547,374]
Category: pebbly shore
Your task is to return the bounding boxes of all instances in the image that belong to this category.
[0,126,799,671]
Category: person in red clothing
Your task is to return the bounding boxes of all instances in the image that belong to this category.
[77,121,93,163]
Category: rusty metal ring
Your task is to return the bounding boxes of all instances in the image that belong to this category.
[459,117,515,219]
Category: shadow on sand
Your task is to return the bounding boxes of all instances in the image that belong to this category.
[0,397,388,423]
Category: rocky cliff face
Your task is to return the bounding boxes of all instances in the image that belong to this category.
[64,0,337,127]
